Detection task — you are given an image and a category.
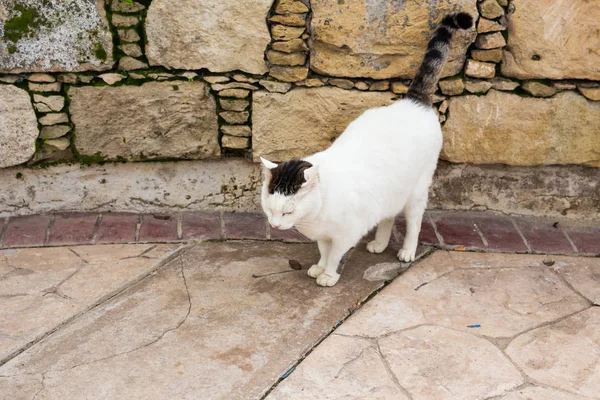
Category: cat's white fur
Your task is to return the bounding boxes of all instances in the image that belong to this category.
[261,99,442,287]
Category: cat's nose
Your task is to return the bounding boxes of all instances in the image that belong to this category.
[272,224,281,230]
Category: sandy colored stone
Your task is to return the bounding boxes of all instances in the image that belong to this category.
[253,87,395,161]
[554,81,577,91]
[275,0,309,13]
[38,113,69,126]
[219,99,249,112]
[119,44,142,58]
[578,86,600,101]
[465,58,496,79]
[491,77,519,91]
[33,95,64,112]
[0,86,39,168]
[69,81,220,161]
[464,78,493,93]
[476,32,506,49]
[380,326,523,400]
[310,0,477,79]
[203,76,230,84]
[553,257,600,305]
[57,73,78,84]
[506,308,600,398]
[271,24,305,40]
[269,335,409,400]
[146,0,270,74]
[304,78,326,87]
[478,0,504,19]
[220,111,249,124]
[0,244,180,361]
[329,78,354,90]
[477,17,506,33]
[219,89,250,99]
[212,82,258,91]
[354,81,368,91]
[391,81,409,94]
[0,75,21,83]
[29,82,61,92]
[502,0,600,80]
[112,14,139,27]
[442,90,600,167]
[266,50,306,66]
[232,74,258,83]
[472,48,503,63]
[40,125,70,140]
[0,242,381,399]
[269,66,308,82]
[439,79,465,95]
[369,81,389,91]
[111,0,145,13]
[118,29,141,42]
[118,56,148,71]
[271,39,309,53]
[44,137,70,151]
[269,13,307,26]
[220,125,252,137]
[521,81,556,97]
[259,80,292,93]
[0,0,113,73]
[496,386,586,400]
[222,135,250,149]
[438,100,449,114]
[98,73,126,85]
[28,73,55,83]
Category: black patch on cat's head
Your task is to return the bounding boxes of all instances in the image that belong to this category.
[268,160,313,195]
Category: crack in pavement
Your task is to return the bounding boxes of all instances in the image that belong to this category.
[376,341,414,400]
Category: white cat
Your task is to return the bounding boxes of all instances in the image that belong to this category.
[260,13,474,286]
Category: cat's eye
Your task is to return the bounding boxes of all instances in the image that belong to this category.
[282,212,292,216]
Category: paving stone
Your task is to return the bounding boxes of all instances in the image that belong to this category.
[380,326,523,400]
[181,211,222,241]
[506,308,600,398]
[47,213,98,246]
[496,386,587,400]
[515,218,575,254]
[395,215,439,245]
[432,214,484,247]
[139,214,179,242]
[223,212,267,240]
[0,244,179,362]
[471,214,528,252]
[0,242,381,399]
[270,227,310,243]
[268,335,410,399]
[3,215,51,248]
[95,213,139,244]
[563,225,600,255]
[553,256,600,305]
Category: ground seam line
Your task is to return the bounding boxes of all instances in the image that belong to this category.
[510,218,532,253]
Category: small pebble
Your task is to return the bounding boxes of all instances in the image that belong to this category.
[289,259,302,270]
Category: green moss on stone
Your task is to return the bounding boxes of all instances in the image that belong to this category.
[94,42,108,61]
[3,4,41,43]
[7,45,17,54]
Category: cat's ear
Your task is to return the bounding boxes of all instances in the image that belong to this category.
[302,165,319,188]
[260,157,277,180]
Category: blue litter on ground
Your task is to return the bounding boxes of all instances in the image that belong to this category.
[281,366,295,380]
[467,324,481,328]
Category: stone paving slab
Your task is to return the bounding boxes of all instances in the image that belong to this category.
[0,244,182,363]
[268,251,600,400]
[0,241,388,400]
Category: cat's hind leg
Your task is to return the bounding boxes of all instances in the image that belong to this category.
[366,217,395,254]
[398,179,429,262]
[308,239,331,278]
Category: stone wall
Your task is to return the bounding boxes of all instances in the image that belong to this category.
[0,0,599,218]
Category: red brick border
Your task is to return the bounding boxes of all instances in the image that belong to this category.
[0,211,598,256]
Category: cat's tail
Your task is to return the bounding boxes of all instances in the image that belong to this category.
[406,12,473,107]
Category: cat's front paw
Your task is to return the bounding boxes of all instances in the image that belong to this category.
[307,265,325,278]
[397,248,416,262]
[316,272,340,287]
[366,240,388,254]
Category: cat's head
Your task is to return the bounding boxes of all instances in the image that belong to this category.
[259,157,321,230]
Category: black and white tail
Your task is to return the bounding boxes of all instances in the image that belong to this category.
[406,12,473,107]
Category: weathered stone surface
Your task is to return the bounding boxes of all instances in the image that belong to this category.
[579,86,600,101]
[266,50,306,66]
[491,77,519,91]
[380,326,523,400]
[477,17,506,33]
[369,81,389,91]
[69,81,220,161]
[465,59,496,79]
[33,95,64,112]
[310,0,477,79]
[219,88,250,98]
[502,0,600,80]
[0,86,38,168]
[506,308,600,398]
[219,99,249,112]
[203,75,230,84]
[118,57,148,71]
[222,135,250,149]
[212,82,258,91]
[57,73,78,84]
[553,81,577,91]
[98,73,126,85]
[40,125,70,140]
[28,82,61,92]
[44,137,70,151]
[220,111,249,124]
[521,81,556,98]
[0,0,114,73]
[304,78,326,87]
[269,66,309,82]
[118,29,141,42]
[354,81,369,90]
[472,48,503,62]
[496,386,585,400]
[269,13,307,26]
[220,125,252,137]
[38,113,69,126]
[253,87,395,161]
[476,32,506,49]
[553,257,600,305]
[232,74,258,83]
[329,78,354,89]
[464,78,493,93]
[119,44,142,58]
[478,0,504,19]
[269,335,409,400]
[439,78,465,95]
[111,14,139,27]
[146,0,271,74]
[27,73,55,82]
[271,24,305,40]
[258,80,291,93]
[111,0,145,13]
[271,39,309,53]
[391,81,409,94]
[442,90,600,167]
[0,244,180,361]
[0,75,21,83]
[275,0,309,13]
[0,242,381,399]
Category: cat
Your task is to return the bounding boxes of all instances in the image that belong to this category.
[260,12,474,286]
